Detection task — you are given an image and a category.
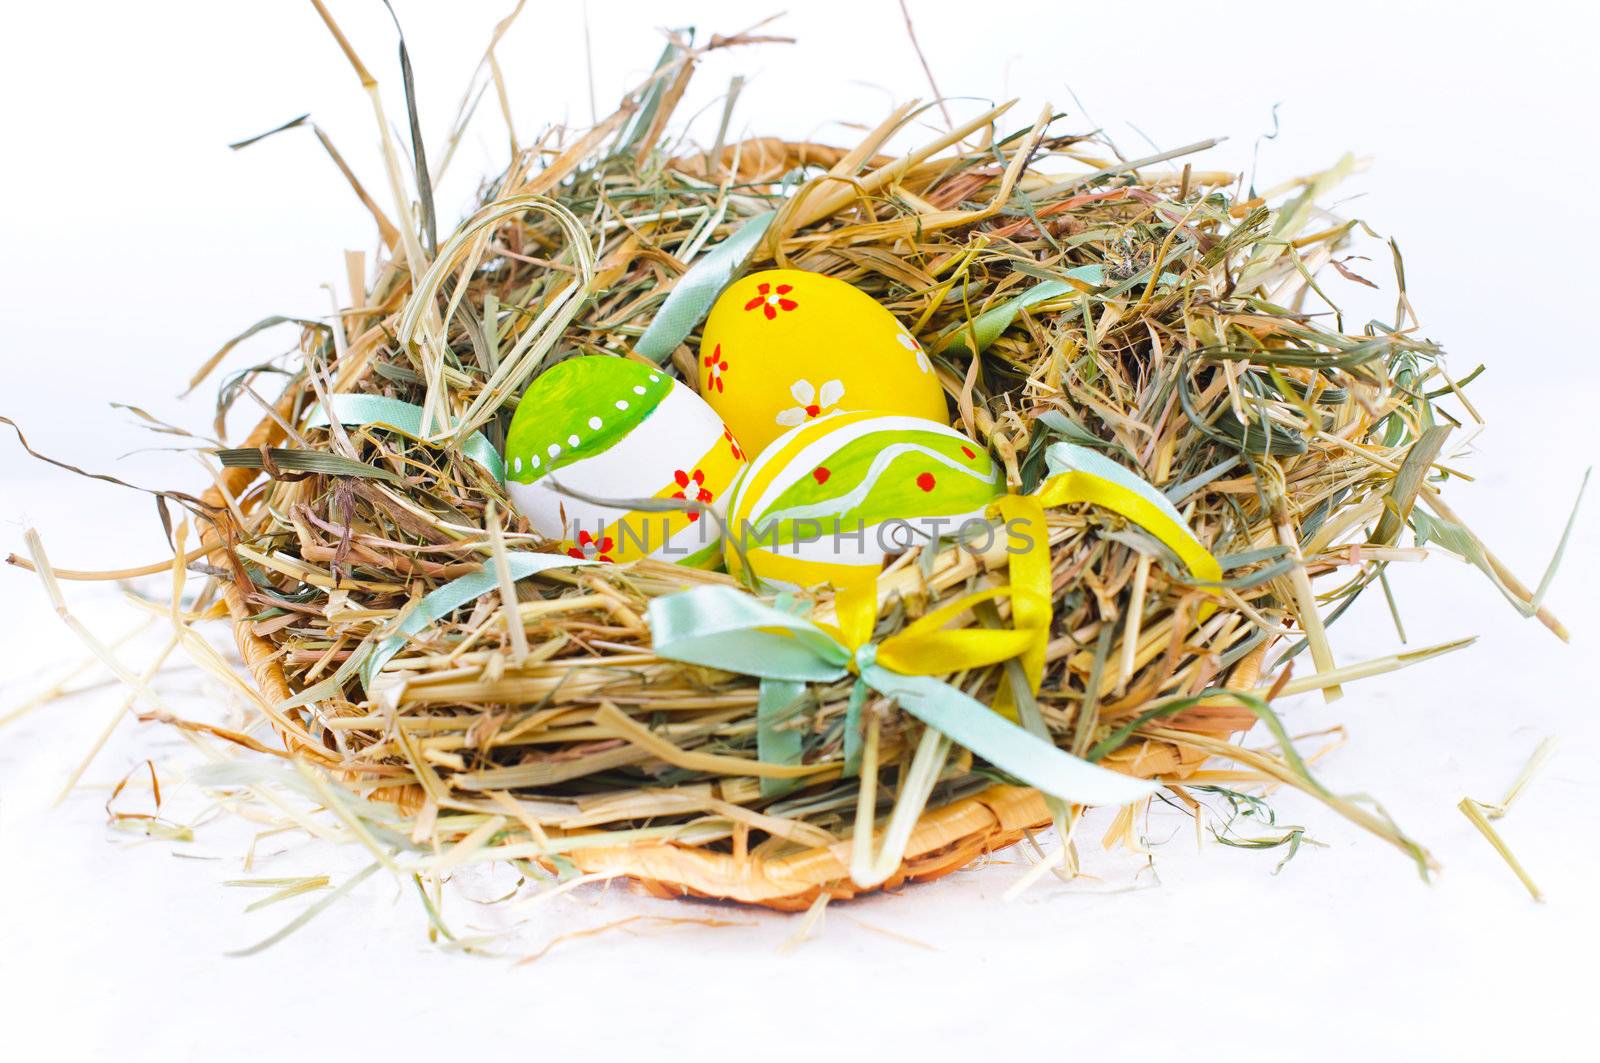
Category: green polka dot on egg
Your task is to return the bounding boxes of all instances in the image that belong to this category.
[504,357,674,483]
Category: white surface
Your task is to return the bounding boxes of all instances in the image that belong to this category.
[2,1,1597,1058]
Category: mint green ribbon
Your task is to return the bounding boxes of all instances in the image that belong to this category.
[755,591,808,799]
[647,586,1161,806]
[938,263,1181,355]
[634,211,777,364]
[936,266,1106,355]
[306,395,506,484]
[755,677,806,800]
[360,552,595,691]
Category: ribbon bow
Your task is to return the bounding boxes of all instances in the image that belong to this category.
[647,584,1159,807]
[981,441,1225,711]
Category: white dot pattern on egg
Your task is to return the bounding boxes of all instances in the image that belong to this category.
[505,356,748,566]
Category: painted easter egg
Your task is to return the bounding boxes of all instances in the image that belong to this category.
[699,268,948,455]
[505,356,746,567]
[723,411,1004,591]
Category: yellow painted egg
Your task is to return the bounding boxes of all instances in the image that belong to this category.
[723,411,1004,592]
[699,268,948,455]
[505,356,747,567]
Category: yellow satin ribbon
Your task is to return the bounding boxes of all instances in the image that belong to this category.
[1033,468,1223,590]
[827,465,1222,720]
[827,517,1050,720]
[867,584,1044,675]
[828,569,881,654]
[991,494,1051,717]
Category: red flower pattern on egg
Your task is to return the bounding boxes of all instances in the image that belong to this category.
[704,344,728,393]
[567,529,615,563]
[672,468,713,521]
[743,282,798,320]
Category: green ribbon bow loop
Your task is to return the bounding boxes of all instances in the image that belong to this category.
[647,585,1161,807]
[633,211,778,364]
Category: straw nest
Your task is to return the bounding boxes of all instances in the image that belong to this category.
[31,19,1553,911]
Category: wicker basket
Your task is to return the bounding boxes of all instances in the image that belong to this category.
[204,421,1265,908]
[176,31,1461,901]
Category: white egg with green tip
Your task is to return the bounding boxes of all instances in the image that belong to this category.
[724,411,1005,591]
[505,356,746,566]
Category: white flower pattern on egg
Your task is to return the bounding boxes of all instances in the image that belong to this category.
[775,378,845,427]
[896,330,932,374]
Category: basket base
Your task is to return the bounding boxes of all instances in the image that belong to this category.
[566,784,1049,910]
[567,734,1210,910]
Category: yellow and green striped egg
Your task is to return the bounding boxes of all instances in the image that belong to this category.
[724,411,1004,591]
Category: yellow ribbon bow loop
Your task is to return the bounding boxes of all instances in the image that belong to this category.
[873,585,1046,677]
[766,442,1222,737]
[989,493,1053,716]
[829,569,882,656]
[1034,472,1223,590]
[984,443,1227,715]
[1032,443,1223,618]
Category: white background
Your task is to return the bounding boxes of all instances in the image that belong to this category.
[2,1,1597,1058]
